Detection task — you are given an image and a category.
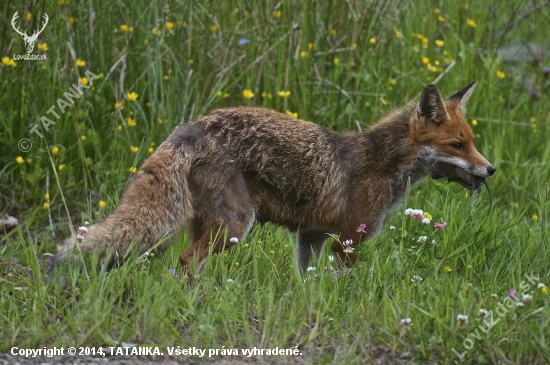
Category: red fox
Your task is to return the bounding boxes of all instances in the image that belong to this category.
[55,82,495,274]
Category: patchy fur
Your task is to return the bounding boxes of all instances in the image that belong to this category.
[53,82,495,274]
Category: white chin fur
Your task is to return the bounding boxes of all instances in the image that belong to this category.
[435,156,489,178]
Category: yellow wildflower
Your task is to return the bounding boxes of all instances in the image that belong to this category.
[52,147,59,155]
[148,147,154,154]
[261,92,273,99]
[379,97,388,106]
[129,167,137,174]
[278,91,291,98]
[117,125,123,131]
[127,92,139,101]
[421,37,428,45]
[422,57,430,65]
[329,29,336,36]
[542,286,548,294]
[120,24,129,33]
[533,214,538,221]
[300,51,308,58]
[26,13,32,21]
[127,118,137,127]
[58,164,65,171]
[435,39,444,47]
[438,15,446,22]
[45,193,50,200]
[434,8,440,14]
[114,102,123,110]
[273,11,281,18]
[394,28,403,38]
[130,146,139,153]
[423,212,432,220]
[445,266,453,272]
[369,37,376,45]
[308,43,315,50]
[157,118,163,124]
[333,58,339,65]
[472,119,478,126]
[81,77,88,85]
[16,156,24,164]
[43,202,50,210]
[38,43,48,51]
[76,59,86,67]
[99,200,106,209]
[496,70,505,79]
[389,78,397,86]
[466,18,477,28]
[285,111,298,118]
[68,17,75,24]
[210,25,218,33]
[166,22,174,29]
[2,57,17,67]
[242,89,255,99]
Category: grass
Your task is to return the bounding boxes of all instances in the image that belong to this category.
[1,0,550,363]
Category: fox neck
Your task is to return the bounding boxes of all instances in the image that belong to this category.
[360,109,435,206]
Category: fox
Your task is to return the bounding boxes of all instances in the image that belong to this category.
[53,81,495,275]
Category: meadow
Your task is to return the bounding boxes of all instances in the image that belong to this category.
[1,0,550,363]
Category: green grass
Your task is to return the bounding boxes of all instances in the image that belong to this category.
[1,0,550,363]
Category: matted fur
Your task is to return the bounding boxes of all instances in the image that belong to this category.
[53,83,495,274]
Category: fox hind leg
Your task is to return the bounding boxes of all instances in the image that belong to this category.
[297,231,329,273]
[179,168,255,274]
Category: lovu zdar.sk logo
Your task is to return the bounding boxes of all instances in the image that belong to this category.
[11,11,48,60]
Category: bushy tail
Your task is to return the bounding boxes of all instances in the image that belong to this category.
[54,138,195,268]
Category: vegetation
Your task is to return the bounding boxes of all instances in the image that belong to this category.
[1,0,550,363]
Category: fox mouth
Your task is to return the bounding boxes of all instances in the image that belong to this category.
[431,162,492,214]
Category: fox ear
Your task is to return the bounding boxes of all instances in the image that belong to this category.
[416,84,449,125]
[448,81,477,113]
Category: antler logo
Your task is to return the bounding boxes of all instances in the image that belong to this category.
[11,11,49,54]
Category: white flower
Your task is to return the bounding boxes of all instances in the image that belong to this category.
[404,208,413,216]
[538,283,546,289]
[516,302,524,307]
[417,236,427,243]
[457,314,468,327]
[422,218,430,224]
[389,225,396,230]
[229,237,239,243]
[411,275,423,283]
[306,266,316,272]
[491,293,498,298]
[400,318,412,326]
[328,255,334,262]
[342,239,355,253]
[522,294,533,304]
[226,279,234,283]
[478,308,488,317]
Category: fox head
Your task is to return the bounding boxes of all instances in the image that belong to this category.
[411,81,496,192]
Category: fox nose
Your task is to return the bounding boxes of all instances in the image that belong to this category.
[487,165,496,176]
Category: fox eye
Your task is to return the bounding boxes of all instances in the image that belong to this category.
[451,142,464,151]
